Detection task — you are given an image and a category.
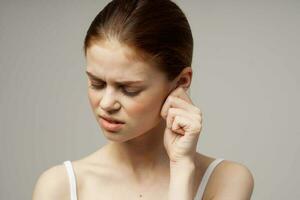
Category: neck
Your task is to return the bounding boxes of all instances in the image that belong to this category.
[106,119,170,182]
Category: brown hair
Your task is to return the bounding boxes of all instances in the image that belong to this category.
[83,0,193,81]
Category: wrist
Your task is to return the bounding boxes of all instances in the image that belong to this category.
[170,156,196,169]
[169,157,196,200]
[170,159,196,179]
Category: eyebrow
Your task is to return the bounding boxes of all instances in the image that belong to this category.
[85,71,145,85]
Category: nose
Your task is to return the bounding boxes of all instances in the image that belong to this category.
[99,86,120,111]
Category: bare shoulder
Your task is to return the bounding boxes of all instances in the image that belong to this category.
[194,152,216,170]
[32,163,69,200]
[203,157,255,200]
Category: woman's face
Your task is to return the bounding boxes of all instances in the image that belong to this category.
[85,41,175,142]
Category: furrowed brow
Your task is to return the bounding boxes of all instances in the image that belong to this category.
[85,71,144,85]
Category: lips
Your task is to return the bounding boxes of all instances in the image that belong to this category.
[99,115,125,124]
[99,117,124,132]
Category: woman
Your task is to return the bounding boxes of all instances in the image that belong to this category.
[33,0,254,199]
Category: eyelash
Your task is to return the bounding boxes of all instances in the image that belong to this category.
[90,83,141,96]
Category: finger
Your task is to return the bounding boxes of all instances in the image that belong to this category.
[166,107,197,129]
[171,115,189,135]
[169,86,193,104]
[172,115,202,136]
[166,108,203,135]
[161,96,201,119]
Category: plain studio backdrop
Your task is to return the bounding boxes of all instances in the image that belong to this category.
[0,0,299,199]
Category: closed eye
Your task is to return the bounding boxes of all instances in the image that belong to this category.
[89,83,142,96]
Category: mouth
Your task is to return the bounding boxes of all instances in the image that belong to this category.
[99,116,125,124]
[99,116,125,132]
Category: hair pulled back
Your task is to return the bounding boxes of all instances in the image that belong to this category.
[83,0,193,81]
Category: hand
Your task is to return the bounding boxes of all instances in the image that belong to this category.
[161,86,203,164]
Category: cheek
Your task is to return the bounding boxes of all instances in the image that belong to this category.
[88,89,99,108]
[87,88,167,120]
[127,94,164,121]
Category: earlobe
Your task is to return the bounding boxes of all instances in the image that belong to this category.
[177,82,190,92]
[177,74,191,89]
[177,67,192,90]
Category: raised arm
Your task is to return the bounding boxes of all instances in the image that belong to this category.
[168,158,196,200]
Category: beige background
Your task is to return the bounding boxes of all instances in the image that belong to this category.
[0,0,299,199]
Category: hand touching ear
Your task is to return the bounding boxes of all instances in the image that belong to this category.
[161,86,203,164]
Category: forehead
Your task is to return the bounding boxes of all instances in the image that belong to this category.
[86,42,157,80]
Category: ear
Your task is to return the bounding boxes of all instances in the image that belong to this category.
[175,67,193,91]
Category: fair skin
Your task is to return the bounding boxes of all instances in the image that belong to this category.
[32,40,254,200]
[85,40,176,181]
